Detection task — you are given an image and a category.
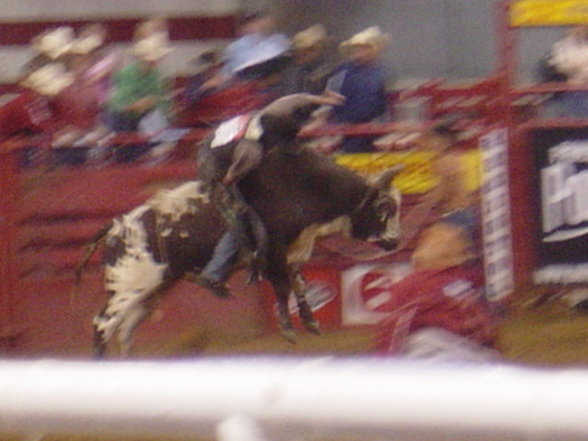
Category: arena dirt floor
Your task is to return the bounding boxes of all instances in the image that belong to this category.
[4,285,588,441]
[163,285,588,367]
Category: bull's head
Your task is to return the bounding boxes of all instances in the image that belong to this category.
[349,166,403,251]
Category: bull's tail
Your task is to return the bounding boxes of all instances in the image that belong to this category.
[75,222,112,285]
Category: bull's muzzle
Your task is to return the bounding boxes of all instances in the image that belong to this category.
[373,238,399,251]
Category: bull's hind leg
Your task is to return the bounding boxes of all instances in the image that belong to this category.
[93,287,159,358]
[117,303,150,357]
[93,300,122,359]
[92,309,109,359]
[292,271,320,335]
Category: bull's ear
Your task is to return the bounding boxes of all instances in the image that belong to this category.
[370,164,405,189]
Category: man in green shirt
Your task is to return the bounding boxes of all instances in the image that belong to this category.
[107,32,171,132]
[106,30,172,161]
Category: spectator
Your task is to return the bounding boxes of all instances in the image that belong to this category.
[278,24,333,96]
[397,117,478,253]
[105,18,173,162]
[48,23,121,165]
[550,25,588,117]
[30,26,75,62]
[72,23,120,113]
[133,15,169,42]
[183,50,222,107]
[0,59,73,166]
[326,26,391,153]
[0,60,72,139]
[51,26,110,134]
[203,11,291,91]
[373,222,500,362]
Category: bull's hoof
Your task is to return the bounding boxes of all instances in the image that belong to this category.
[280,327,297,344]
[186,272,231,298]
[303,320,321,335]
[246,269,263,285]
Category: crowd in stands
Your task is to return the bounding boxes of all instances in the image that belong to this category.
[0,10,399,164]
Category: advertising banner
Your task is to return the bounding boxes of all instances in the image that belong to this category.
[511,0,588,27]
[335,150,481,195]
[533,128,588,284]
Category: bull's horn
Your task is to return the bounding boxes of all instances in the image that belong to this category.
[261,92,341,117]
[261,93,313,117]
[370,164,405,188]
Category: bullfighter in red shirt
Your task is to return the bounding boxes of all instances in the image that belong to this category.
[373,222,501,361]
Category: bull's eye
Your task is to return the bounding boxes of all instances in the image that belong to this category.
[377,200,391,221]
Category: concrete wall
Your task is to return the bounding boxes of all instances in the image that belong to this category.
[266,0,568,85]
[0,0,574,85]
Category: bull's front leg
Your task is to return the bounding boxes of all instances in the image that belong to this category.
[291,268,320,335]
[265,267,297,343]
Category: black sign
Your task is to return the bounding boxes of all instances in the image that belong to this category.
[534,128,588,266]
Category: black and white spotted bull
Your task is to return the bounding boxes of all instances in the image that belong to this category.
[81,156,401,357]
[79,96,402,357]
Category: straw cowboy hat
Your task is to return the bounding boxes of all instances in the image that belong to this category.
[132,31,172,62]
[32,26,75,59]
[340,26,390,54]
[24,62,74,96]
[292,24,327,50]
[71,34,103,55]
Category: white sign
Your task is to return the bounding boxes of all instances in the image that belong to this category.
[541,141,588,240]
[340,263,412,325]
[479,129,514,300]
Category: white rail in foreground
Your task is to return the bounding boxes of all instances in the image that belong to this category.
[0,357,587,441]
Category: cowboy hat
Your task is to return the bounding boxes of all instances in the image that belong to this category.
[32,26,75,59]
[71,34,104,55]
[292,24,327,50]
[24,62,74,96]
[132,31,172,62]
[340,26,390,53]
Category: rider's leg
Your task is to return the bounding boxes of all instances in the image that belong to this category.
[229,185,268,278]
[244,208,268,280]
[197,229,239,297]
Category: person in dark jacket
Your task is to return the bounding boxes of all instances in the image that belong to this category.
[326,26,391,153]
[279,24,333,96]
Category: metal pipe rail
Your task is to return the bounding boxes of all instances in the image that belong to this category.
[1,357,588,441]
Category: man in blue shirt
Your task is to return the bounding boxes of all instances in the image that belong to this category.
[327,26,391,153]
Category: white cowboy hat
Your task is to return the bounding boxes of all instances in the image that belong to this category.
[32,26,75,59]
[292,24,327,50]
[132,31,172,62]
[71,33,104,55]
[340,26,390,53]
[24,62,74,96]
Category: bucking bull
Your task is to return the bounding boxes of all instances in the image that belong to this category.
[78,93,402,357]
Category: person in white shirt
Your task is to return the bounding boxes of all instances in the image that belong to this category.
[550,25,588,117]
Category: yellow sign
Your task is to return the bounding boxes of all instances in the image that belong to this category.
[335,150,481,194]
[511,0,588,26]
